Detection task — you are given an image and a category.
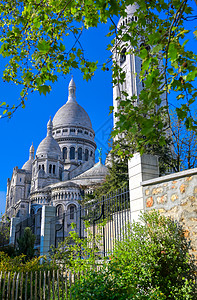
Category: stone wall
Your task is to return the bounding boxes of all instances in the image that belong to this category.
[141,168,197,261]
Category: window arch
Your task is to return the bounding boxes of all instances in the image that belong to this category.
[37,208,42,224]
[69,205,75,220]
[85,149,89,161]
[78,147,82,160]
[120,48,126,65]
[70,147,75,160]
[63,147,67,160]
[56,204,63,216]
[49,164,52,173]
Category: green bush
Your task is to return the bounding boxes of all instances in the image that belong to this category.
[17,227,36,260]
[0,251,50,273]
[70,211,196,299]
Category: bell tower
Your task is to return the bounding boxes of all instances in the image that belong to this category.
[112,3,143,126]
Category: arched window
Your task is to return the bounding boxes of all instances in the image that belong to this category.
[56,205,63,217]
[59,167,62,180]
[120,48,126,65]
[37,208,42,224]
[53,165,56,174]
[49,164,52,173]
[78,147,82,160]
[70,147,75,160]
[85,149,89,161]
[42,164,45,171]
[70,205,75,220]
[63,147,67,160]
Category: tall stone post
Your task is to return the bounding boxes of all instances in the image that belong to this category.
[40,206,56,257]
[9,217,21,245]
[128,153,159,223]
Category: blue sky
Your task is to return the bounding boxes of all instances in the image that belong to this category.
[0,1,197,214]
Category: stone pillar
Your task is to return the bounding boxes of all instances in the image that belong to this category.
[40,206,56,257]
[9,217,21,245]
[128,153,159,223]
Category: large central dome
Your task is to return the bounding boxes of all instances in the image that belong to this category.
[53,78,92,131]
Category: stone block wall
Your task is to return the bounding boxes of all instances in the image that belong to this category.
[142,169,197,261]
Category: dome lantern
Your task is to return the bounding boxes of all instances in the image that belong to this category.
[29,143,34,160]
[47,116,53,137]
[68,76,76,103]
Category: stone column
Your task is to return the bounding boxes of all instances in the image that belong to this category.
[40,206,56,257]
[9,217,21,245]
[128,153,159,223]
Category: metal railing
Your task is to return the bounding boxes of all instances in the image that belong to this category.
[50,187,130,256]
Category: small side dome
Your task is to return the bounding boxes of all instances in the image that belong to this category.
[22,160,33,172]
[74,159,108,180]
[22,143,34,172]
[36,118,61,159]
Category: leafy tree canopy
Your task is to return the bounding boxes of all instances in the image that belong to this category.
[0,0,196,155]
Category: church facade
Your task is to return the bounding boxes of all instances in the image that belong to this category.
[5,77,108,223]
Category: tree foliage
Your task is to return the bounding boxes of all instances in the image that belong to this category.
[17,227,36,260]
[0,0,196,156]
[93,144,128,196]
[0,251,49,272]
[111,0,197,156]
[0,214,10,247]
[0,0,122,117]
[171,111,197,171]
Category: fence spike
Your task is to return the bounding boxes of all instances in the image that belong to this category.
[52,269,55,300]
[65,271,68,300]
[57,269,59,300]
[25,272,28,300]
[69,271,72,299]
[11,272,16,300]
[19,272,23,300]
[2,272,6,300]
[43,271,46,300]
[15,273,20,300]
[6,272,11,300]
[30,272,33,300]
[35,271,37,300]
[47,270,51,300]
[0,271,2,294]
[39,271,42,300]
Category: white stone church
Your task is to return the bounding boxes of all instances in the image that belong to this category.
[5,77,108,222]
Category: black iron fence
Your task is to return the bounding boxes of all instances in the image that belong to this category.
[15,187,130,256]
[50,187,130,256]
[15,210,41,248]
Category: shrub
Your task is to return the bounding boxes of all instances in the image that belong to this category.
[17,227,36,260]
[0,251,50,273]
[70,211,196,299]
